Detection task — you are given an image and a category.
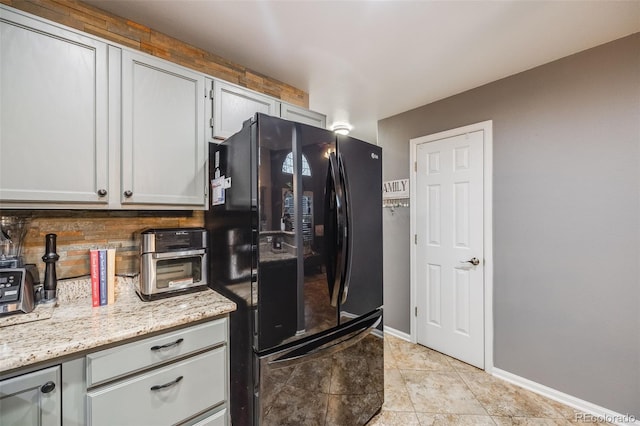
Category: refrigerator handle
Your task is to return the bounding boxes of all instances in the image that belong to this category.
[338,154,351,305]
[325,152,346,307]
[268,310,382,368]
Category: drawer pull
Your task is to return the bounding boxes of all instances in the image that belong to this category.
[150,375,183,391]
[150,338,184,351]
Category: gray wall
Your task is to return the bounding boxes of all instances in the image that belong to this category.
[378,34,640,417]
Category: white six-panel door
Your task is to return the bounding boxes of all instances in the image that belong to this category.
[415,130,484,368]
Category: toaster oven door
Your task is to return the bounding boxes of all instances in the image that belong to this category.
[140,249,207,296]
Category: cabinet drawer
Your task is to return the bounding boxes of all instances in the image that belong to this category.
[87,348,226,426]
[87,318,227,386]
[186,407,227,426]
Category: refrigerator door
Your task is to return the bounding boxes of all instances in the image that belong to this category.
[337,136,383,322]
[256,114,340,351]
[257,309,384,426]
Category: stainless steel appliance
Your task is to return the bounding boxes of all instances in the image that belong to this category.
[207,114,383,425]
[138,228,208,301]
[0,216,38,316]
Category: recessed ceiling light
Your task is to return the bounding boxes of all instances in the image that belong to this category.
[330,123,352,136]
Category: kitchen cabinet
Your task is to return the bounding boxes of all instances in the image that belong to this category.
[209,79,280,140]
[0,365,61,425]
[85,318,229,425]
[280,102,327,129]
[0,6,206,209]
[120,50,207,207]
[1,4,324,209]
[208,79,327,141]
[0,8,108,205]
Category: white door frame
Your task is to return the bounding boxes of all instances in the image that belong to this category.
[409,120,494,372]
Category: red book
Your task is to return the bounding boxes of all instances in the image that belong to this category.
[90,249,100,307]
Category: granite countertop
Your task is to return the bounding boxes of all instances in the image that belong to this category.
[0,276,236,374]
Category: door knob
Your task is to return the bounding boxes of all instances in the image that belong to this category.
[460,257,480,266]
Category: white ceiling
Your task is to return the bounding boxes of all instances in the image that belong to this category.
[85,0,640,142]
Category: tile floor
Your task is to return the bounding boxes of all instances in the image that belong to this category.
[367,334,611,426]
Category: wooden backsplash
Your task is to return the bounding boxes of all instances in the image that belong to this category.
[0,210,204,281]
[0,0,308,106]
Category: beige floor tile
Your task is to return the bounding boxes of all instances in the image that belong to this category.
[388,339,453,371]
[383,369,415,411]
[460,372,564,418]
[539,399,582,420]
[372,335,593,426]
[367,410,421,426]
[401,370,488,415]
[417,413,497,425]
[492,416,572,425]
[445,356,484,374]
[384,341,398,369]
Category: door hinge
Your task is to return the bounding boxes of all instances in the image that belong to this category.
[415,306,418,317]
[414,234,417,244]
[209,88,215,99]
[414,161,417,172]
[209,117,214,128]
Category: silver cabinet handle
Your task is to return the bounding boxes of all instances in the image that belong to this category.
[460,257,480,266]
[150,375,183,391]
[123,190,133,198]
[97,189,107,197]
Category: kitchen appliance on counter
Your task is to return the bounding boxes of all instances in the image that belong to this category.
[138,227,208,301]
[0,216,39,316]
[207,114,383,425]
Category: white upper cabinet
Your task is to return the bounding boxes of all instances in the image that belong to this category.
[120,50,206,207]
[0,8,109,204]
[210,80,279,140]
[0,5,324,209]
[280,102,326,129]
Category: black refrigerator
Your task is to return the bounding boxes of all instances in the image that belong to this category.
[206,113,383,425]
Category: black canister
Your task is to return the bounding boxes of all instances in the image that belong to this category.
[42,233,60,301]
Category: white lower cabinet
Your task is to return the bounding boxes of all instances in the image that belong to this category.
[0,366,61,426]
[87,348,226,426]
[84,318,229,426]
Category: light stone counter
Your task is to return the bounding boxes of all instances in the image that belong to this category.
[0,276,236,374]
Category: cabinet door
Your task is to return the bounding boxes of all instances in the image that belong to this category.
[0,366,61,426]
[211,80,279,139]
[0,8,108,204]
[121,50,206,207]
[280,103,326,129]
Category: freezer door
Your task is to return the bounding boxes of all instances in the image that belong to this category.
[337,136,383,322]
[256,310,384,426]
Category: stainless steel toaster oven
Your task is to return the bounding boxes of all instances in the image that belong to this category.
[138,228,208,301]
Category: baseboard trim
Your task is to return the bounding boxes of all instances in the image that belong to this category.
[492,368,639,426]
[383,326,411,342]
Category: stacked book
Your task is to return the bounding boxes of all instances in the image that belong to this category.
[89,249,116,307]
